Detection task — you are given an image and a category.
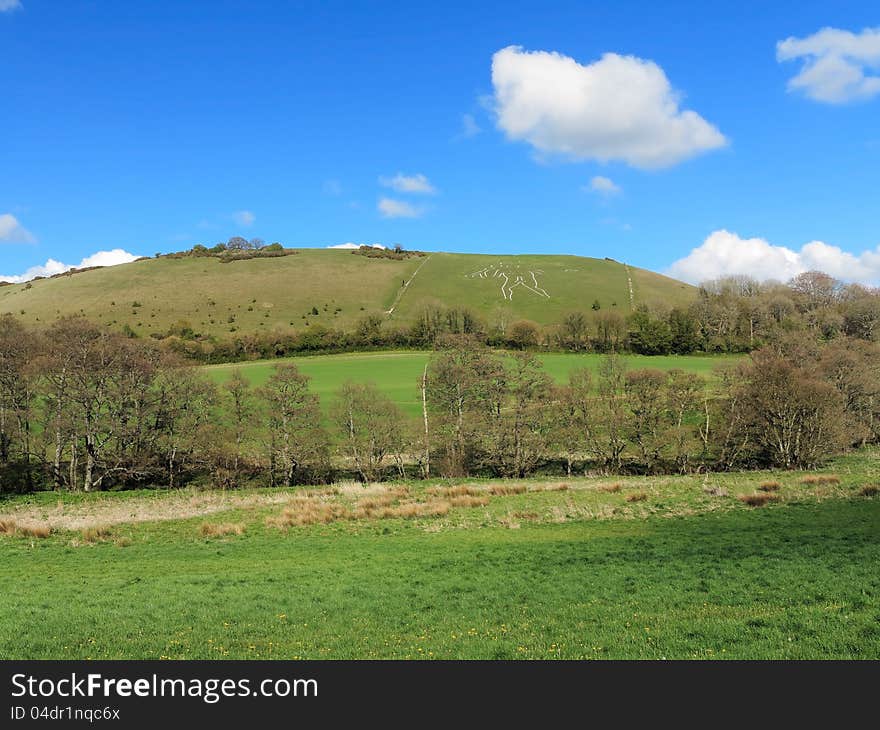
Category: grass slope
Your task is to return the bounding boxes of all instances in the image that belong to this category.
[0,250,695,338]
[205,350,743,419]
[0,450,877,659]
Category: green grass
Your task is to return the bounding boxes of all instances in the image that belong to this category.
[0,250,695,338]
[205,350,743,418]
[0,450,877,659]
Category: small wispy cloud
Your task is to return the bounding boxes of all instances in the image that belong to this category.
[233,210,255,227]
[379,173,436,195]
[0,1,23,14]
[323,179,343,195]
[460,113,481,138]
[0,213,36,243]
[586,176,622,197]
[378,198,423,219]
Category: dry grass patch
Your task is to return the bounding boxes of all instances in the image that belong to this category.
[448,495,490,508]
[427,485,483,498]
[599,482,622,493]
[858,484,879,497]
[739,493,780,507]
[800,474,840,486]
[0,520,52,538]
[269,500,351,528]
[81,526,113,543]
[758,481,781,492]
[0,519,17,536]
[200,522,245,538]
[625,492,648,503]
[488,484,527,496]
[528,483,569,493]
[703,486,729,497]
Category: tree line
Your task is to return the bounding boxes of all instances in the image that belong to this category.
[151,270,880,363]
[1,314,877,494]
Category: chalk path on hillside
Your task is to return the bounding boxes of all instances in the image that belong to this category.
[385,254,433,315]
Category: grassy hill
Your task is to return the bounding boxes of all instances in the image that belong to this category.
[0,249,695,338]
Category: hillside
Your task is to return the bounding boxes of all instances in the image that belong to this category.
[0,249,695,338]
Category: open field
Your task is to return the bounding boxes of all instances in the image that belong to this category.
[0,250,695,338]
[1,449,877,659]
[205,350,743,418]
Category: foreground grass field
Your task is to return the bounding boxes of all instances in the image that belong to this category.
[1,449,877,659]
[205,350,743,418]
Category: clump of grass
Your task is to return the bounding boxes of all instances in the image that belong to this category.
[382,501,450,520]
[543,483,569,492]
[513,510,540,521]
[758,481,781,492]
[703,486,729,497]
[448,495,490,508]
[488,484,527,496]
[200,522,245,537]
[427,485,482,498]
[273,499,352,527]
[625,492,648,503]
[81,526,112,543]
[18,523,51,539]
[858,484,878,497]
[739,493,780,507]
[599,483,622,493]
[114,536,133,548]
[800,474,840,485]
[0,519,18,536]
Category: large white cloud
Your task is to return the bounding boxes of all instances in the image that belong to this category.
[0,213,36,243]
[667,230,880,285]
[0,249,140,284]
[379,173,436,194]
[777,27,880,103]
[490,46,727,169]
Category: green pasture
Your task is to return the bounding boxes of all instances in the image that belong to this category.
[205,350,744,418]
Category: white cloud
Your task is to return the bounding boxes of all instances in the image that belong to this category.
[233,210,255,226]
[587,176,621,196]
[490,45,726,169]
[0,1,22,13]
[379,173,436,194]
[0,213,36,243]
[667,230,880,285]
[1,249,140,284]
[461,114,481,138]
[327,242,387,250]
[377,198,422,219]
[777,27,880,103]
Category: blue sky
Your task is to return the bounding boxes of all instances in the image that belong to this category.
[2,0,879,284]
